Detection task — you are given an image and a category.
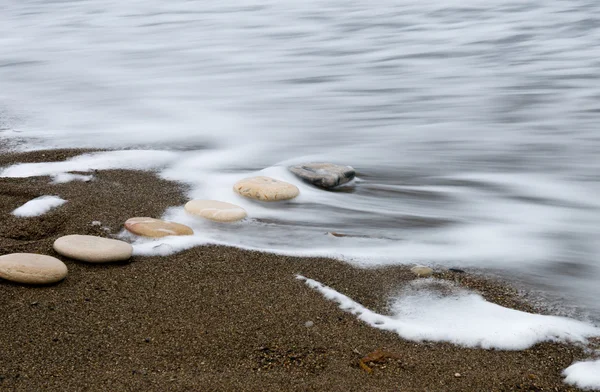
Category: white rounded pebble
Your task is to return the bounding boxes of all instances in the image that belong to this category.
[53,235,133,263]
[410,265,434,277]
[185,200,247,222]
[0,253,67,284]
[233,176,299,201]
[124,217,194,237]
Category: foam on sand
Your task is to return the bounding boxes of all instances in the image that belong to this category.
[51,173,93,184]
[12,195,67,217]
[563,359,600,390]
[0,150,180,178]
[296,276,600,350]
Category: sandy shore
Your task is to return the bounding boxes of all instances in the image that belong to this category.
[0,149,592,391]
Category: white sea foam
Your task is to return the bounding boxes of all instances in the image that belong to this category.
[12,195,67,217]
[51,173,94,184]
[297,276,600,350]
[0,150,180,178]
[3,149,588,268]
[563,359,600,390]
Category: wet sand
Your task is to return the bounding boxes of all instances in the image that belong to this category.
[0,149,591,391]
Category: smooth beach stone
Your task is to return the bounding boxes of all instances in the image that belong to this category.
[410,265,434,278]
[289,162,355,189]
[233,176,299,201]
[125,217,194,238]
[184,200,247,222]
[0,253,67,284]
[53,235,133,263]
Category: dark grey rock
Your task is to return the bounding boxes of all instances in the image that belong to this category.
[289,163,355,189]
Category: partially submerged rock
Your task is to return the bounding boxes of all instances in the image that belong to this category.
[53,235,133,263]
[125,217,194,237]
[233,176,299,201]
[185,200,247,222]
[289,162,355,189]
[327,232,370,239]
[0,253,67,285]
[410,265,434,277]
[328,231,349,238]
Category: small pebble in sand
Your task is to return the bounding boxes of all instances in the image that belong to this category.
[233,176,299,201]
[125,217,193,237]
[410,265,434,277]
[185,199,247,222]
[0,253,68,285]
[455,373,462,378]
[305,321,315,328]
[91,221,102,226]
[53,235,133,263]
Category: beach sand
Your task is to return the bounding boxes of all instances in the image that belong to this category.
[0,149,591,391]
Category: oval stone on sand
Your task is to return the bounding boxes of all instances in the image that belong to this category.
[185,200,247,222]
[0,253,67,285]
[289,162,355,189]
[411,265,434,277]
[53,235,133,263]
[125,217,193,238]
[233,176,299,201]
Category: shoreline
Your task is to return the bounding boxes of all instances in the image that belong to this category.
[0,148,595,391]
